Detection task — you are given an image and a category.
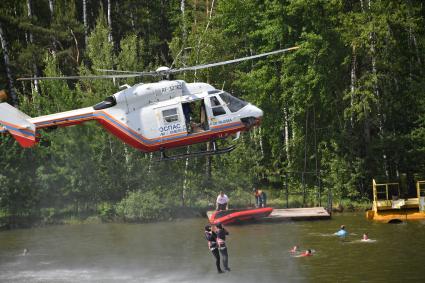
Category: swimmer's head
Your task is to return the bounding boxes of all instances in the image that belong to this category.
[340,225,345,230]
[205,225,211,231]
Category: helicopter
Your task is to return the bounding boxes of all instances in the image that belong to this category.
[0,46,299,161]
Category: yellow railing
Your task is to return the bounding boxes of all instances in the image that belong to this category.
[372,179,400,211]
[372,179,400,201]
[416,181,425,198]
[417,181,425,212]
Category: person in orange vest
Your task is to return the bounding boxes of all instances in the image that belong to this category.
[253,188,267,208]
[298,249,313,257]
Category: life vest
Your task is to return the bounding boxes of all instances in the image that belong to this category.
[216,228,228,249]
[335,229,347,237]
[205,231,218,250]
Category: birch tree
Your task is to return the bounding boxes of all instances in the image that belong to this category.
[0,22,18,106]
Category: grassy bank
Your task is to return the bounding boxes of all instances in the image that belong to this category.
[0,194,372,231]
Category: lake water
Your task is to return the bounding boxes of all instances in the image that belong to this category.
[1,213,424,282]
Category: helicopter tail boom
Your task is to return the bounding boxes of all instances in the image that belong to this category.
[0,103,36,147]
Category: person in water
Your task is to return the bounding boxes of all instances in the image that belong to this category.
[290,245,298,254]
[362,233,369,241]
[334,225,348,237]
[215,223,231,271]
[204,225,223,273]
[299,249,313,257]
[22,248,29,256]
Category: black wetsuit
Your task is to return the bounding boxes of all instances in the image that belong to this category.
[205,231,222,272]
[216,228,230,271]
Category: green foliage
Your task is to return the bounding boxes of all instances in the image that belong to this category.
[115,190,168,222]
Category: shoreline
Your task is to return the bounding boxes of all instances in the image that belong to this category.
[0,200,371,231]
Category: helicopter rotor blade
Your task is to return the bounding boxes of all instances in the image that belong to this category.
[17,46,299,81]
[170,46,300,73]
[95,69,154,75]
[16,73,149,81]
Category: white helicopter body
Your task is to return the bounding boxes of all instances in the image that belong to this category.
[0,80,262,154]
[0,46,298,159]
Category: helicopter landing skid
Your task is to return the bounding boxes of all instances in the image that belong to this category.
[156,144,236,161]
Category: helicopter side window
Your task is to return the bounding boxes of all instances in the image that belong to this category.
[162,108,179,123]
[210,96,226,116]
[93,96,117,110]
[219,92,248,113]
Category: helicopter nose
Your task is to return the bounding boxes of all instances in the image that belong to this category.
[251,105,263,126]
[241,104,264,128]
[251,104,263,119]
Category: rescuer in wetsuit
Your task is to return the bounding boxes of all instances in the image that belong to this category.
[215,223,231,271]
[204,225,223,273]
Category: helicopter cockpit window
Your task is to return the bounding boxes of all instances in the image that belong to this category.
[162,108,179,123]
[219,92,248,113]
[93,96,117,110]
[210,96,226,116]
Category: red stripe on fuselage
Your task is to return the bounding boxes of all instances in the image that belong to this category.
[33,110,246,152]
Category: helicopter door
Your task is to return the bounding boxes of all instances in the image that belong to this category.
[157,105,185,140]
[205,95,228,127]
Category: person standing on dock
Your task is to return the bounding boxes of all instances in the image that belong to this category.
[216,191,229,211]
[204,225,223,273]
[253,188,267,208]
[216,223,231,272]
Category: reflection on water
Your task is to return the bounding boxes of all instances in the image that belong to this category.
[1,213,425,282]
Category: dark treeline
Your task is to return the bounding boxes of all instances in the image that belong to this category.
[1,0,425,222]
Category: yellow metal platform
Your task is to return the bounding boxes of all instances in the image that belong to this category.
[366,209,425,223]
[366,179,425,222]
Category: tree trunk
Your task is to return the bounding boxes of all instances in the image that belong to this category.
[283,106,290,163]
[360,0,371,147]
[205,142,212,182]
[258,127,264,160]
[0,23,18,106]
[48,0,57,53]
[48,0,54,18]
[148,153,153,174]
[180,0,187,45]
[182,146,190,207]
[83,0,88,47]
[107,0,113,43]
[26,0,40,95]
[350,45,357,128]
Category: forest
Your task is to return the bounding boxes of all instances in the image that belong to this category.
[0,0,425,224]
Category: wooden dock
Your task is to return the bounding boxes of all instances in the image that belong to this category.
[207,207,330,223]
[264,207,330,222]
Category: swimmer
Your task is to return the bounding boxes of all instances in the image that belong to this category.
[290,245,298,254]
[22,248,29,256]
[360,232,376,242]
[334,225,348,237]
[297,249,313,257]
